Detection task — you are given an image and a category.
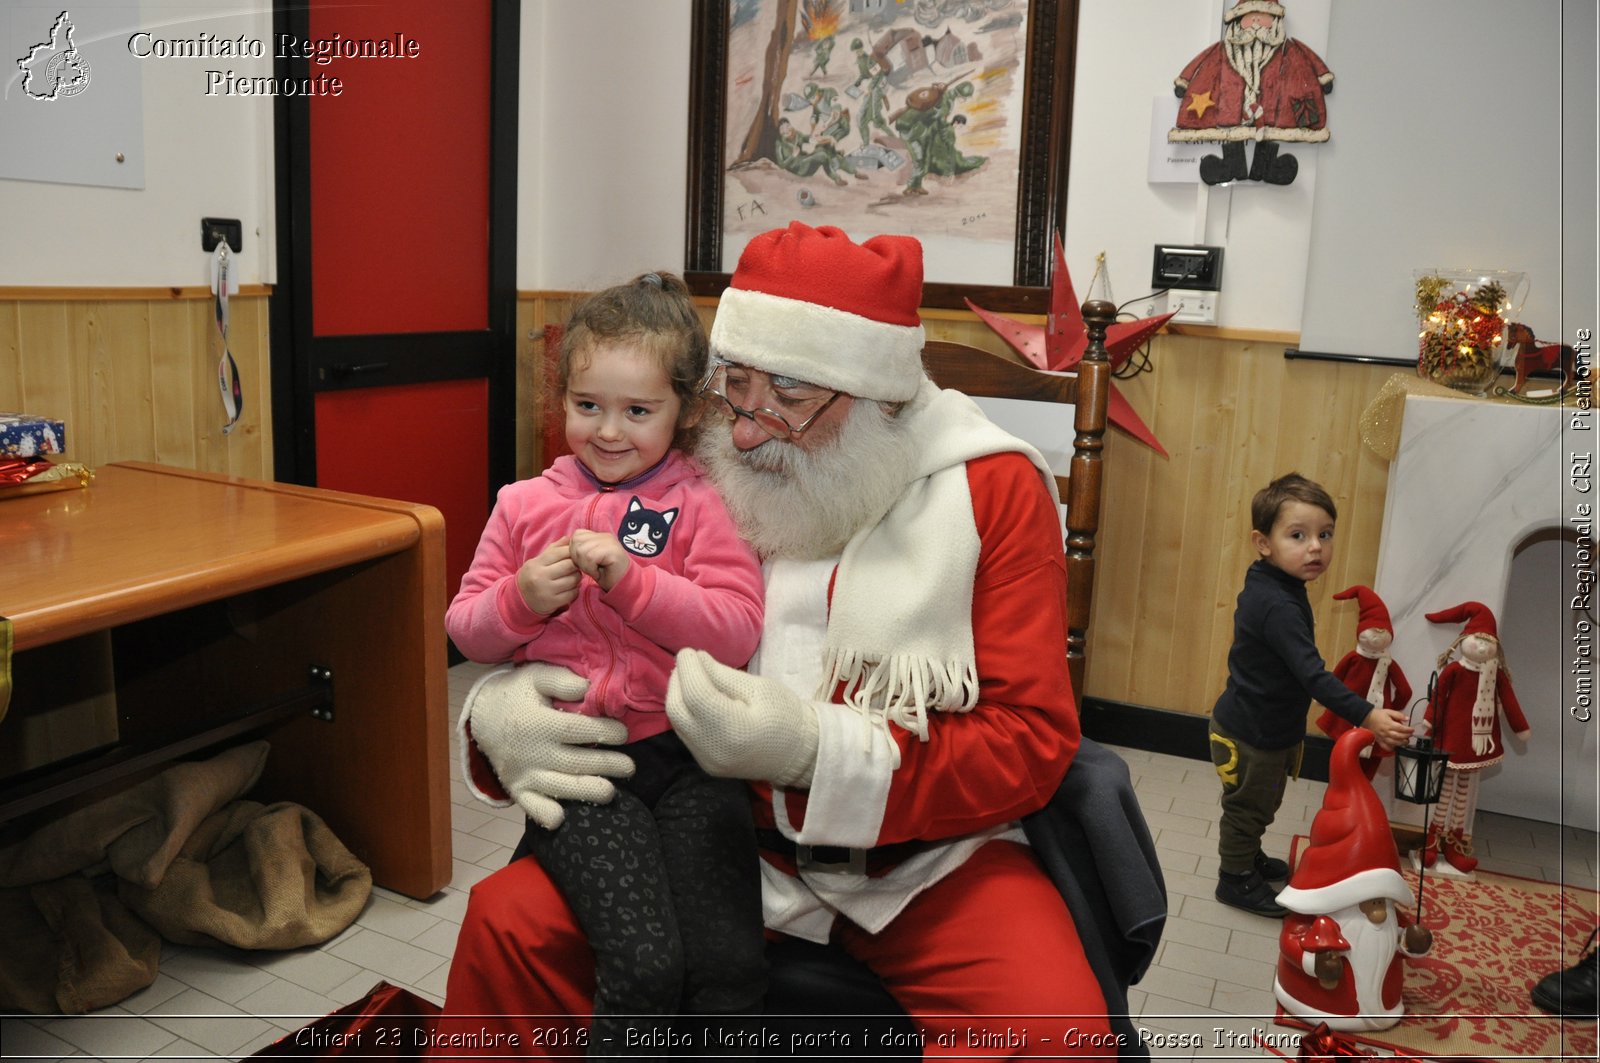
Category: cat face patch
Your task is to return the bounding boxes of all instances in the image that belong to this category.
[618,496,678,557]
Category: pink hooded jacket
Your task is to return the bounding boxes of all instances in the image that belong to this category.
[446,451,763,742]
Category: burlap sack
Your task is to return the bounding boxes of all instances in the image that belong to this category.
[0,740,269,889]
[121,799,371,949]
[0,874,160,1014]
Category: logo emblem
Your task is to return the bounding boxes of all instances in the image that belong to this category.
[17,11,92,101]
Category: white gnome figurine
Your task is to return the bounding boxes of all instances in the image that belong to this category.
[1275,729,1429,1031]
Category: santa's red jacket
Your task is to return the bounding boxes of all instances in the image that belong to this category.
[1171,38,1333,143]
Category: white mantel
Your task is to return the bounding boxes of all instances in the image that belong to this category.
[1373,394,1597,833]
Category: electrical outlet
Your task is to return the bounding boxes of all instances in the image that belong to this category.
[1151,244,1224,291]
[201,217,242,253]
[1168,289,1218,326]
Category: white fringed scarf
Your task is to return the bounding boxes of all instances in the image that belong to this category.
[1461,655,1499,757]
[1359,646,1392,706]
[818,377,1058,740]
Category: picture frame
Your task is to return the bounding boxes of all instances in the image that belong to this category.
[685,0,1079,313]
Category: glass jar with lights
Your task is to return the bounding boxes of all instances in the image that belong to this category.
[1413,269,1528,396]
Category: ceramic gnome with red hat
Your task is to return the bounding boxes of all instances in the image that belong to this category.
[1317,587,1414,782]
[1421,601,1531,876]
[1275,729,1427,1031]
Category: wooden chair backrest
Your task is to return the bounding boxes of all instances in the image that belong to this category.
[919,300,1115,702]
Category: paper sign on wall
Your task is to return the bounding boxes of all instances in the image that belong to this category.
[1148,97,1208,184]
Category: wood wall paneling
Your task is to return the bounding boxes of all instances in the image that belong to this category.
[8,288,1396,728]
[2,292,273,479]
[1089,335,1395,722]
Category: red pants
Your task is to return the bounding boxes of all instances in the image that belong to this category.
[431,840,1113,1059]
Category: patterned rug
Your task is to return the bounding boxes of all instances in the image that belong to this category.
[1276,836,1598,1060]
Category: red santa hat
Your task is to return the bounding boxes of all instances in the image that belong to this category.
[1276,729,1412,914]
[709,222,927,403]
[1224,0,1286,20]
[1425,601,1499,641]
[1333,585,1393,634]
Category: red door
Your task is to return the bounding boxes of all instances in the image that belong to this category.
[271,0,518,610]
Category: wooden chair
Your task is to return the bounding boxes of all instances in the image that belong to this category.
[919,299,1114,702]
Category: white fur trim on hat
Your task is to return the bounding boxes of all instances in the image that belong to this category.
[711,287,926,403]
[1276,867,1411,915]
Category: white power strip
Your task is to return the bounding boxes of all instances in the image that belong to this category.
[1168,288,1218,325]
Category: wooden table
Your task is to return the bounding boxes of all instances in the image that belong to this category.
[0,462,451,898]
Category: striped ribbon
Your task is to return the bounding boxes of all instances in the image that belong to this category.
[213,242,243,435]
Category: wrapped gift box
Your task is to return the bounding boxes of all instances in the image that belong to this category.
[0,413,66,457]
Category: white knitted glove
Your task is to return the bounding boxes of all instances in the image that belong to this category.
[462,663,634,829]
[665,649,819,787]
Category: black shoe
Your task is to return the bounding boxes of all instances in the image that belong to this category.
[1199,141,1248,185]
[1532,928,1598,1018]
[1255,851,1290,882]
[1247,141,1299,185]
[1216,870,1287,917]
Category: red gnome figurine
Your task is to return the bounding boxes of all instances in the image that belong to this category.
[1275,729,1422,1031]
[1318,587,1413,781]
[1422,602,1532,875]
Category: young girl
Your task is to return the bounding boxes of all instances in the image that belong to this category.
[446,271,767,1051]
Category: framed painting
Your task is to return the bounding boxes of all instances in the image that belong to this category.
[686,0,1079,313]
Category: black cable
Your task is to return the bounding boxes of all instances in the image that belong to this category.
[1109,290,1170,380]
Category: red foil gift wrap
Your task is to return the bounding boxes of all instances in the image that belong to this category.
[0,457,53,485]
[1294,1022,1425,1062]
[0,458,91,498]
[251,981,440,1059]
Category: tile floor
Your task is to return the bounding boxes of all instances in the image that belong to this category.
[4,660,1596,1061]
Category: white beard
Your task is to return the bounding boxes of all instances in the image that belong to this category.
[1333,904,1400,1014]
[696,400,919,561]
[1224,19,1285,118]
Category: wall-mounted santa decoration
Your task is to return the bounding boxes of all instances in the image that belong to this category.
[1169,0,1334,186]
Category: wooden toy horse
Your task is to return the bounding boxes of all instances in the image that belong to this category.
[1507,322,1577,396]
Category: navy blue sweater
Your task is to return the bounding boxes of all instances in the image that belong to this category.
[1211,560,1373,750]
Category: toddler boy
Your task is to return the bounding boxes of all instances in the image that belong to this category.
[1208,473,1413,916]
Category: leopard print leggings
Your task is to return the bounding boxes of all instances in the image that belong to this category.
[517,730,766,1057]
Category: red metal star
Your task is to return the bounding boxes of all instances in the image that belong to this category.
[965,233,1172,456]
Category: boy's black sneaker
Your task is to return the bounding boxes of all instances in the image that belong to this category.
[1532,928,1598,1019]
[1255,851,1291,882]
[1216,869,1287,917]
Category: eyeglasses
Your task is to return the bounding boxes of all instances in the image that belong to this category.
[698,360,843,440]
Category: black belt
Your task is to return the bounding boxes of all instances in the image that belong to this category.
[755,828,929,875]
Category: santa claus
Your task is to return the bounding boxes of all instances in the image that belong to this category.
[1422,602,1531,874]
[1317,586,1414,782]
[1170,0,1334,185]
[425,223,1163,1058]
[1275,728,1421,1032]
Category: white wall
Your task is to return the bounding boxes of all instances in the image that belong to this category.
[518,0,692,291]
[0,1,276,287]
[1063,0,1330,333]
[3,0,1590,340]
[1300,0,1595,358]
[526,0,1338,331]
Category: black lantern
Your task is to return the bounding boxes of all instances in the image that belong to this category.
[1394,731,1450,957]
[1393,737,1450,805]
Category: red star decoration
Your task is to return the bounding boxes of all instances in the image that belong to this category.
[965,233,1172,457]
